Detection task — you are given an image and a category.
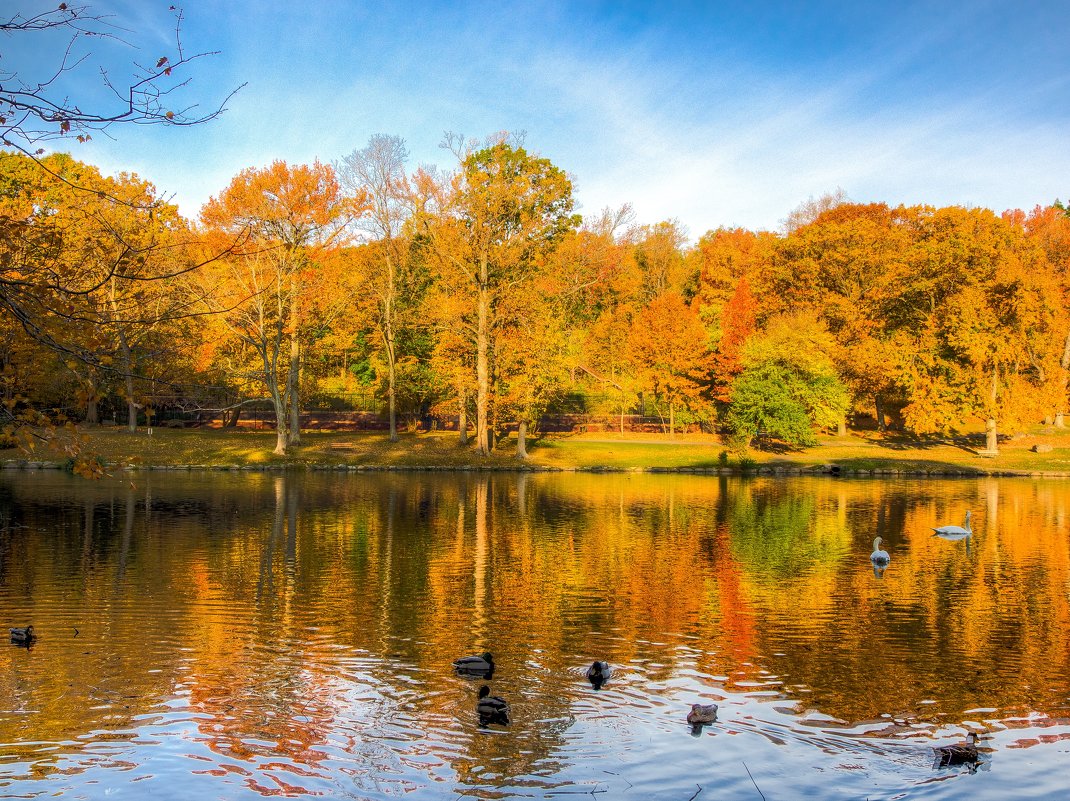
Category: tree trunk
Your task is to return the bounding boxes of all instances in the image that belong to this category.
[226,406,241,428]
[1057,330,1070,428]
[875,396,886,431]
[985,367,999,454]
[837,417,847,436]
[287,278,302,446]
[116,330,138,433]
[475,254,491,456]
[458,386,469,446]
[620,392,626,434]
[669,401,675,439]
[516,419,528,459]
[85,375,99,425]
[385,254,399,443]
[269,373,289,456]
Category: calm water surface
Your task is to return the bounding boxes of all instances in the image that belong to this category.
[0,471,1068,800]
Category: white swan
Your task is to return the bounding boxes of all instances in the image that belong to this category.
[870,537,890,564]
[933,510,972,540]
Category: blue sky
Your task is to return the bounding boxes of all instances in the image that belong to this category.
[12,0,1070,236]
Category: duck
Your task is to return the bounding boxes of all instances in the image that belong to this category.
[870,537,890,565]
[9,626,36,645]
[686,703,718,725]
[453,652,495,677]
[586,660,612,689]
[933,510,972,540]
[934,732,979,766]
[477,685,510,725]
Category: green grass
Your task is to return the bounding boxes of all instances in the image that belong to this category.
[4,424,1070,474]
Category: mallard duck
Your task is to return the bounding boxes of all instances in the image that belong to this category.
[454,652,495,677]
[477,685,510,725]
[934,732,979,766]
[686,703,718,725]
[933,510,972,539]
[586,660,612,689]
[870,537,890,564]
[9,626,35,645]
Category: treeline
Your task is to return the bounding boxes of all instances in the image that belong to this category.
[2,136,1069,457]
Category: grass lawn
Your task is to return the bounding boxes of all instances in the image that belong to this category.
[5,423,1070,474]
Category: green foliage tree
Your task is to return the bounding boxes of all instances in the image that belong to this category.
[726,313,849,449]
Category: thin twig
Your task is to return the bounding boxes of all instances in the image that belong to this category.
[687,785,703,801]
[743,762,766,801]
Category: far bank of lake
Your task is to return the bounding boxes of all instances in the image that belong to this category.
[4,426,1070,477]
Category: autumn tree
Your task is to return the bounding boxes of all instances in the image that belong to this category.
[708,276,756,404]
[420,136,578,456]
[627,292,710,437]
[340,133,428,440]
[896,207,1062,453]
[1019,205,1070,426]
[197,161,356,455]
[0,152,200,433]
[762,202,910,428]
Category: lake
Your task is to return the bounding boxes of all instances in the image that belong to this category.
[1,471,1068,799]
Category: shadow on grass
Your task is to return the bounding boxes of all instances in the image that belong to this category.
[762,455,987,474]
[860,431,1000,455]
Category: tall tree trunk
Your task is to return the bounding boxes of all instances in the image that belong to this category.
[287,278,302,446]
[837,417,847,436]
[1057,329,1070,428]
[85,374,99,425]
[116,329,139,433]
[875,396,886,431]
[619,391,626,434]
[226,406,241,428]
[385,253,399,442]
[985,367,999,454]
[669,401,675,439]
[269,363,289,456]
[458,385,469,446]
[516,419,528,459]
[475,254,491,456]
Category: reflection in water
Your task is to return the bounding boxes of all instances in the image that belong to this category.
[0,471,1069,800]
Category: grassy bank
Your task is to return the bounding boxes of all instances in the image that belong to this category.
[5,424,1070,475]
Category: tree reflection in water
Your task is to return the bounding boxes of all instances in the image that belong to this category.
[0,471,1068,799]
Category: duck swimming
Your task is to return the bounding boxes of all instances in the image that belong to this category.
[686,703,718,725]
[9,626,35,645]
[934,732,979,767]
[586,661,612,689]
[454,652,495,678]
[933,510,972,540]
[870,537,890,565]
[477,685,510,725]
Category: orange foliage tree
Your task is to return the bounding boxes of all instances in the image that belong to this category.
[627,292,710,436]
[197,160,359,455]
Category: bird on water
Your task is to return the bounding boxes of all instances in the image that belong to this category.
[933,510,972,539]
[870,537,890,565]
[934,732,980,767]
[9,626,35,645]
[586,660,612,689]
[476,685,510,725]
[453,652,495,677]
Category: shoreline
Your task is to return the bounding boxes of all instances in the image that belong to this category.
[5,459,1069,479]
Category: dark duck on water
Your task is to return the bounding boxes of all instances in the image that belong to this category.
[9,626,36,646]
[476,685,510,725]
[453,652,495,678]
[934,733,980,767]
